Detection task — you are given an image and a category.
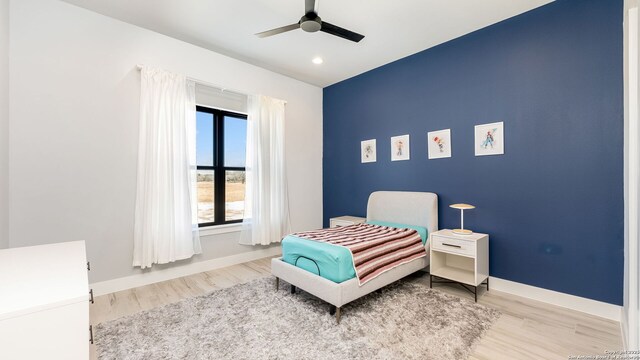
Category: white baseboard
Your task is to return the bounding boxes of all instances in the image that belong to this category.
[91,246,282,296]
[490,277,622,321]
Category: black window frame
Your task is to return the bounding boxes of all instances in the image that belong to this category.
[196,105,247,227]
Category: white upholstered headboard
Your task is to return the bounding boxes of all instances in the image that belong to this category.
[366,191,439,235]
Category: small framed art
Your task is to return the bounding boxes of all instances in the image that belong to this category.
[428,129,451,159]
[361,139,377,163]
[391,135,410,161]
[475,121,504,156]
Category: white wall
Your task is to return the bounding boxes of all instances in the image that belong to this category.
[0,0,8,249]
[8,0,323,283]
[624,0,639,350]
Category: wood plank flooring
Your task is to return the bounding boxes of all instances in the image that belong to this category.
[89,257,622,359]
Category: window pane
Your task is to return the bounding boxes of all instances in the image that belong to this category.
[196,111,214,166]
[224,116,247,167]
[197,170,214,224]
[225,170,245,221]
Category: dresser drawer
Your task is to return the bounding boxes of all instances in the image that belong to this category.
[431,235,476,257]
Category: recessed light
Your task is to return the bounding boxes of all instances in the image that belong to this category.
[312,57,323,65]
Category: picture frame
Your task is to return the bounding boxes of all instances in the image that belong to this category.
[428,129,452,159]
[475,121,504,156]
[361,139,377,163]
[391,135,410,161]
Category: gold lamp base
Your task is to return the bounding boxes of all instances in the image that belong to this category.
[452,229,473,235]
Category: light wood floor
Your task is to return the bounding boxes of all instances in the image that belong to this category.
[90,257,623,360]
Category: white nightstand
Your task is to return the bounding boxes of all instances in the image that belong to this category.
[429,229,489,302]
[329,216,366,228]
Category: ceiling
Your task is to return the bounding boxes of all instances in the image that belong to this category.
[61,0,553,87]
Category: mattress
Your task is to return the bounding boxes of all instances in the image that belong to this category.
[281,221,429,283]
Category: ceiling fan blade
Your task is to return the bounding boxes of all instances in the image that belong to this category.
[320,21,364,43]
[255,23,300,38]
[305,0,316,14]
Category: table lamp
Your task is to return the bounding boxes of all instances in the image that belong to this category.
[450,203,475,235]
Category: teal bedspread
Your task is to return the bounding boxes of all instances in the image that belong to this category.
[281,221,429,283]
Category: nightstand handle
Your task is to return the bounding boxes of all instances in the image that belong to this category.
[442,243,461,249]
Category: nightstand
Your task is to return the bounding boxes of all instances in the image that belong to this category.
[429,229,489,302]
[329,216,366,228]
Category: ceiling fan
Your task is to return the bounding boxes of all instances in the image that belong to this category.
[255,0,365,43]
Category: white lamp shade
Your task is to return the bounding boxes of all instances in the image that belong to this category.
[450,203,475,210]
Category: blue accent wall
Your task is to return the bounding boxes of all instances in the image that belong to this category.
[322,0,623,305]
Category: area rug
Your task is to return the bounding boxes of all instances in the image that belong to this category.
[95,276,500,360]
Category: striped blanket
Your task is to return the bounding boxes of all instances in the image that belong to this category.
[292,223,427,285]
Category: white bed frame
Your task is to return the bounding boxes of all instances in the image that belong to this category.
[271,191,438,323]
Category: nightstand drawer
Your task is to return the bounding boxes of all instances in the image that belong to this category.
[329,216,366,228]
[331,220,352,228]
[431,236,476,257]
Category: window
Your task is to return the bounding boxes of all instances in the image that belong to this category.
[196,106,247,226]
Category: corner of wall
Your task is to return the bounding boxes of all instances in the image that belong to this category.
[0,0,10,249]
[623,0,640,350]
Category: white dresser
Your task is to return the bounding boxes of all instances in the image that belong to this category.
[0,241,91,360]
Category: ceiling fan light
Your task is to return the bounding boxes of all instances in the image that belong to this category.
[300,17,322,33]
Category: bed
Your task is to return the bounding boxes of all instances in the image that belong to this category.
[271,191,438,323]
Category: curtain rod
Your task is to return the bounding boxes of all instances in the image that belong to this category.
[136,64,248,98]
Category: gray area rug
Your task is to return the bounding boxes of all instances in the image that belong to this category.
[95,276,500,360]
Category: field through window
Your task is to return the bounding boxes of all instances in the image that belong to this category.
[196,108,247,225]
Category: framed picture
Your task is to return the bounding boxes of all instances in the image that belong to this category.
[428,129,452,159]
[391,134,410,161]
[475,121,504,156]
[361,139,377,163]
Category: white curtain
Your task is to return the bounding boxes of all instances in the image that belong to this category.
[133,67,201,268]
[240,95,291,245]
